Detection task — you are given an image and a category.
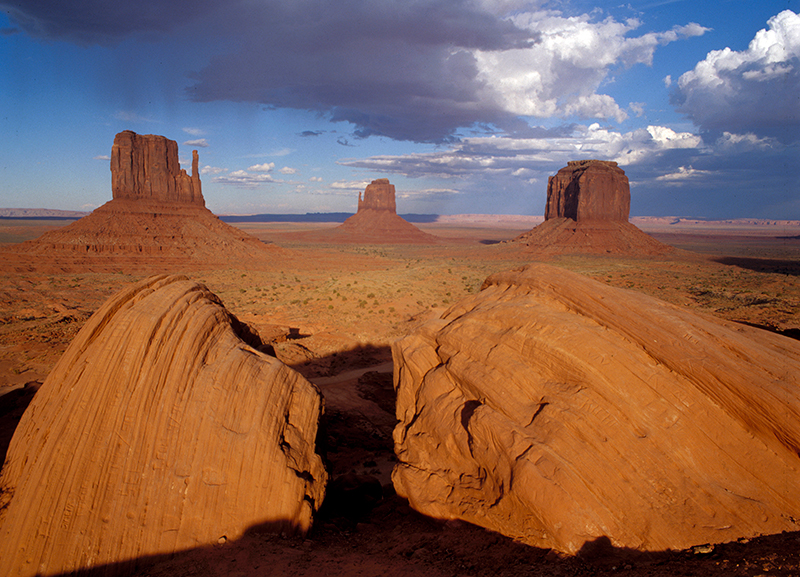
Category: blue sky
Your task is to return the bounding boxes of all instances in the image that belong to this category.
[1,0,798,218]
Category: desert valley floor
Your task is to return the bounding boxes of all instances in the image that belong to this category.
[1,216,799,576]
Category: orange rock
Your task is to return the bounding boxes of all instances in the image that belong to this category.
[0,275,327,576]
[391,263,800,554]
[111,130,203,206]
[510,218,675,255]
[357,178,397,212]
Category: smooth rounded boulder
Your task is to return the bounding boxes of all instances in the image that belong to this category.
[392,263,800,554]
[0,275,327,577]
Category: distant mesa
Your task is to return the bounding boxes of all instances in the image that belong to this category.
[291,179,439,244]
[0,275,327,577]
[511,159,673,255]
[0,130,280,273]
[392,263,800,555]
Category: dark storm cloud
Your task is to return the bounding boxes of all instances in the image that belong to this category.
[5,0,537,142]
[0,0,221,44]
[182,0,538,143]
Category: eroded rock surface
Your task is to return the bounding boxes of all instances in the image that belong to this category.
[357,178,397,212]
[0,275,327,577]
[392,263,800,555]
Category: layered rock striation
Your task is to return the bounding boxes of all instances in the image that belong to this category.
[392,263,800,554]
[511,160,673,255]
[1,131,279,272]
[0,275,327,577]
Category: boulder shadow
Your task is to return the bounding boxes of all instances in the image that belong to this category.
[0,381,41,468]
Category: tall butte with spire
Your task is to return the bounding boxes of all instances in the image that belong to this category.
[1,131,280,273]
[510,159,674,255]
[111,130,204,206]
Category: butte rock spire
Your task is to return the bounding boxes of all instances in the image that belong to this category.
[0,131,280,273]
[111,130,204,205]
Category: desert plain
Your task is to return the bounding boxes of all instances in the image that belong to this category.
[1,212,799,576]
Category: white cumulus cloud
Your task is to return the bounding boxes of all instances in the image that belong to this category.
[474,11,708,123]
[655,166,714,183]
[672,10,800,142]
[248,162,275,172]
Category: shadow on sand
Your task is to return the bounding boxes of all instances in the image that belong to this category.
[714,256,800,276]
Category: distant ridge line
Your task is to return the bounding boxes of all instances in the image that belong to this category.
[218,212,440,224]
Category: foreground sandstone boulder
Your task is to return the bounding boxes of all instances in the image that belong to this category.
[392,264,800,554]
[0,275,327,577]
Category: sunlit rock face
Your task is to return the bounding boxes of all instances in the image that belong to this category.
[544,159,629,222]
[392,263,800,555]
[111,130,204,206]
[0,275,327,577]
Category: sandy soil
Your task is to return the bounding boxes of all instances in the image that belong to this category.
[1,217,799,576]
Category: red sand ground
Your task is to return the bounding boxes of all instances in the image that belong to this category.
[1,216,799,576]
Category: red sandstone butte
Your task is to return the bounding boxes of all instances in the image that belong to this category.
[392,263,800,555]
[111,130,203,205]
[511,160,673,255]
[545,159,630,221]
[292,179,439,244]
[0,275,327,577]
[357,178,397,212]
[0,131,280,272]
